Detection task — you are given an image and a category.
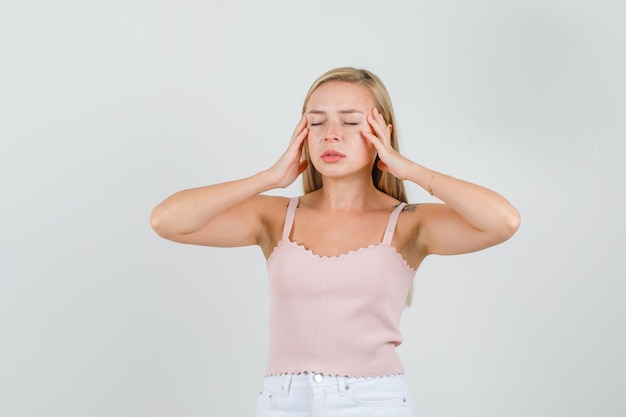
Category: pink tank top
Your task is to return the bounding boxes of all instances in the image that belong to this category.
[265,197,416,377]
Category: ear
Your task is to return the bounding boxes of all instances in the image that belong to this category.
[387,124,393,135]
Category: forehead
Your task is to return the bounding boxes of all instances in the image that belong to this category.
[306,81,376,112]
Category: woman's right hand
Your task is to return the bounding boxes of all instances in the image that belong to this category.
[151,115,309,248]
[264,114,309,189]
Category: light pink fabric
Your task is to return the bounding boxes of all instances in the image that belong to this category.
[265,197,416,377]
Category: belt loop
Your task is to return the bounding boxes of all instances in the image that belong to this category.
[337,376,348,396]
[281,374,293,395]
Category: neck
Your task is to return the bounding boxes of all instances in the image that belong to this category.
[316,175,380,211]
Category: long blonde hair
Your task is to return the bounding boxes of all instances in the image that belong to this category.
[301,67,407,203]
[300,67,414,306]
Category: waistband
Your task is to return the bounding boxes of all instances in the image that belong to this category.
[264,372,406,393]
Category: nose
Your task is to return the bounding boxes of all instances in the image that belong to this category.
[324,121,342,142]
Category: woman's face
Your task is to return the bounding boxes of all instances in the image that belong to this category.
[304,81,379,179]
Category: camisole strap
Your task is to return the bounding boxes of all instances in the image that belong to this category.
[282,197,299,241]
[382,202,406,245]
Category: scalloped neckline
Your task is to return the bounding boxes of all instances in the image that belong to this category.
[273,239,416,272]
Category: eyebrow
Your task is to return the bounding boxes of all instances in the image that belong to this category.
[306,109,365,115]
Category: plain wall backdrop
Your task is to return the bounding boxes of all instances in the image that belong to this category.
[1,1,625,416]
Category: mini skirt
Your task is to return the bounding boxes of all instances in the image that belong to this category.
[255,372,418,417]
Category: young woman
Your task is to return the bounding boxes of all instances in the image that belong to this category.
[150,67,521,417]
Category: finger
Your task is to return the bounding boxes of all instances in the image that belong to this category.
[289,128,308,153]
[290,114,308,143]
[372,108,393,140]
[374,107,392,137]
[287,123,308,155]
[374,109,393,144]
[360,130,386,154]
[291,126,308,148]
[367,108,391,144]
[372,107,388,128]
[363,113,387,146]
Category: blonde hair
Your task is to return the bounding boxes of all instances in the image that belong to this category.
[301,67,407,203]
[300,67,414,306]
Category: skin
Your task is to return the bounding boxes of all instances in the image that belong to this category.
[150,81,521,269]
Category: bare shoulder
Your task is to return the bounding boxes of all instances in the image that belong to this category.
[258,194,292,209]
[396,202,450,226]
[398,202,446,214]
[253,194,291,207]
[400,203,420,213]
[252,194,291,222]
[394,202,424,231]
[395,202,455,239]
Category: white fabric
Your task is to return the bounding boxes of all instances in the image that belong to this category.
[255,373,418,417]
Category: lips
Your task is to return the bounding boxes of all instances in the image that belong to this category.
[321,149,345,162]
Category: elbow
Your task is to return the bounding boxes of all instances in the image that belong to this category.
[500,208,521,242]
[150,205,189,242]
[149,206,169,238]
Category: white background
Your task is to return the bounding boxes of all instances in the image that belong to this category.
[1,1,625,416]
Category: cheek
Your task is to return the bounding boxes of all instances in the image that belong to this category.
[306,128,323,142]
[357,129,374,145]
[357,135,377,157]
[305,134,323,157]
[305,135,316,149]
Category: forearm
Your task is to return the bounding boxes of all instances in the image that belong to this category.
[150,170,275,238]
[406,163,521,240]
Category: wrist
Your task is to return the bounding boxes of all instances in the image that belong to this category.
[427,173,443,196]
[404,164,445,196]
[256,169,280,191]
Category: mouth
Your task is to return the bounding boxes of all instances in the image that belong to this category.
[321,150,345,158]
[321,150,346,162]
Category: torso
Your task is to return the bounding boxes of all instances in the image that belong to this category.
[259,191,426,270]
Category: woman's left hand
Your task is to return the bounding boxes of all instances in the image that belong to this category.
[362,107,415,180]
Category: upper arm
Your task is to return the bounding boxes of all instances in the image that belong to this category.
[414,203,513,256]
[167,195,287,251]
